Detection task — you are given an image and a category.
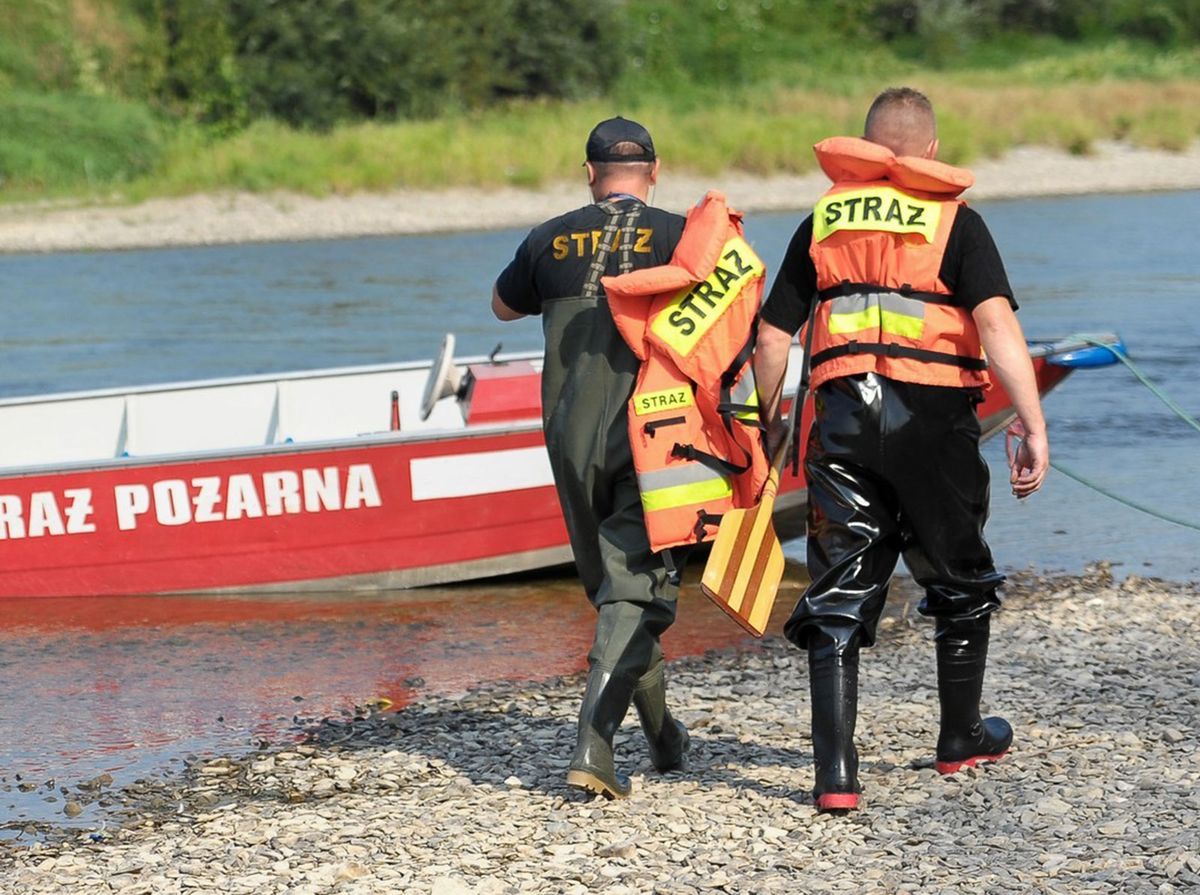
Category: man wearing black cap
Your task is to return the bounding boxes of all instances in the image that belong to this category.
[492,117,690,799]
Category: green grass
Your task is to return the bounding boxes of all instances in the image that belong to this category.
[5,40,1199,204]
[0,90,163,198]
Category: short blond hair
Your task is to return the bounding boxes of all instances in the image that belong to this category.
[864,87,936,156]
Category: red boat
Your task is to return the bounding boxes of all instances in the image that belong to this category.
[0,333,1120,598]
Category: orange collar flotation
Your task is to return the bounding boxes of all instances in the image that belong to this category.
[814,136,973,198]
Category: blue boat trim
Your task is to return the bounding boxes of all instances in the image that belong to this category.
[1043,335,1126,368]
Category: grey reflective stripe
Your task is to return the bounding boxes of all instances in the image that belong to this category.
[882,292,926,318]
[616,208,640,274]
[828,294,869,316]
[731,368,757,406]
[617,208,637,273]
[637,462,729,494]
[828,291,928,319]
[583,201,643,298]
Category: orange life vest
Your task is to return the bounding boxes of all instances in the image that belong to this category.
[806,136,990,391]
[602,191,770,552]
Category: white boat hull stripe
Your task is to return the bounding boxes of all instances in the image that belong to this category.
[410,447,555,501]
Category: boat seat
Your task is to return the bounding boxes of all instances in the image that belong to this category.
[461,361,542,425]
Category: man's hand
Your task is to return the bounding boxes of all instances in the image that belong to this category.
[1007,422,1048,499]
[765,416,789,460]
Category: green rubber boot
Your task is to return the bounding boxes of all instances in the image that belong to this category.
[632,658,690,772]
[566,666,638,799]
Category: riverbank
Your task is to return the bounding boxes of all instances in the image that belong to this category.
[1,141,1199,253]
[2,566,1196,893]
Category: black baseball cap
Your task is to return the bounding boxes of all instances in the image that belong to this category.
[585,117,656,162]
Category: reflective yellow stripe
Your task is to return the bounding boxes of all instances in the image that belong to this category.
[641,475,733,512]
[827,292,926,338]
[829,305,879,334]
[732,369,757,403]
[732,371,759,421]
[881,309,924,339]
[633,386,694,416]
[650,235,764,357]
[813,186,942,243]
[735,388,759,422]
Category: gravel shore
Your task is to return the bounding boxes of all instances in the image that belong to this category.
[2,565,1197,894]
[1,141,1198,253]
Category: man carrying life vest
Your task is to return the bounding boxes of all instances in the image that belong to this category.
[491,118,698,800]
[601,189,771,553]
[753,87,1049,812]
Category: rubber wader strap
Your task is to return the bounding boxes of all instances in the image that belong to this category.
[583,200,644,298]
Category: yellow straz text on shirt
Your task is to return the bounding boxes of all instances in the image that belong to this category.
[552,228,654,260]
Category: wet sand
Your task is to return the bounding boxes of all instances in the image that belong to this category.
[1,141,1198,253]
[0,571,810,831]
[2,567,1197,893]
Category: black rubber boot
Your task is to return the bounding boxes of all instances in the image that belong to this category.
[934,615,1013,774]
[566,666,638,799]
[632,658,690,772]
[808,628,861,811]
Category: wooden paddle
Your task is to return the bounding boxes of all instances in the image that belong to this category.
[699,421,793,637]
[700,328,811,637]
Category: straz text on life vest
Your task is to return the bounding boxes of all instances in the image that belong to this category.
[650,235,765,356]
[812,186,943,243]
[632,385,694,417]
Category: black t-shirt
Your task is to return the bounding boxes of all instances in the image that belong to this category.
[760,204,1016,335]
[495,198,685,315]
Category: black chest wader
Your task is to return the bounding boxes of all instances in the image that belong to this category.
[783,372,1012,810]
[542,201,689,799]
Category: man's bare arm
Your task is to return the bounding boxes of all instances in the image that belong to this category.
[754,320,795,457]
[492,284,526,321]
[972,296,1048,498]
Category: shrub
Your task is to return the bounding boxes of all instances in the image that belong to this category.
[155,0,247,128]
[226,0,621,129]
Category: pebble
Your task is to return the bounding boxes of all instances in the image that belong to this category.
[1,569,1197,894]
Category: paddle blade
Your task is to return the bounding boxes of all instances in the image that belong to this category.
[699,499,786,638]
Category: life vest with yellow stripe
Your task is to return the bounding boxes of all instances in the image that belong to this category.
[601,191,770,552]
[806,136,990,391]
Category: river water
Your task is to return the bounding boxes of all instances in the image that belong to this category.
[1,189,1197,831]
